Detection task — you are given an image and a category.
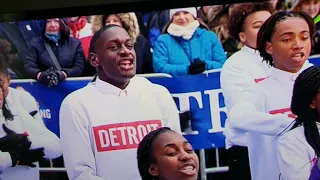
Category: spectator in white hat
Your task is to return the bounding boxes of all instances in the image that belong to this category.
[152,7,226,76]
[291,0,319,18]
[291,0,320,55]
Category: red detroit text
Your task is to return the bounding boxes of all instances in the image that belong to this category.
[269,108,296,118]
[93,120,162,152]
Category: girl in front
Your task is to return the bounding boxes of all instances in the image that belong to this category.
[137,127,199,180]
[227,11,315,180]
[276,65,320,180]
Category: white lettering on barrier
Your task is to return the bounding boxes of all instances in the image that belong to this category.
[39,109,51,119]
[204,89,226,133]
[172,92,203,135]
[172,89,226,135]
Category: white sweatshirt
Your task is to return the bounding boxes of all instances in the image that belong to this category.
[220,46,272,149]
[60,76,181,180]
[6,87,44,126]
[228,61,313,180]
[0,103,62,180]
[276,124,319,180]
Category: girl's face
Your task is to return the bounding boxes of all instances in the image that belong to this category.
[172,11,195,27]
[105,14,122,27]
[149,131,199,180]
[266,17,311,73]
[240,10,271,49]
[0,87,3,109]
[0,74,9,98]
[301,0,320,19]
[46,18,60,34]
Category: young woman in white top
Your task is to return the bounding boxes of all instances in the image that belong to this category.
[276,65,320,180]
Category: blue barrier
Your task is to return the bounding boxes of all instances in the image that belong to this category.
[10,56,320,150]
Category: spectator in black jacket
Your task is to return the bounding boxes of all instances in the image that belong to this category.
[24,18,85,87]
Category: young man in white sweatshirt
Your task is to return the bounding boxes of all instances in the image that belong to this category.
[59,24,181,180]
[227,11,315,180]
[220,2,274,179]
[0,61,62,180]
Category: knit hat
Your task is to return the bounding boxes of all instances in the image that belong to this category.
[169,7,198,20]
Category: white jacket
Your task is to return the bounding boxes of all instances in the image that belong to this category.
[220,46,271,148]
[228,61,313,180]
[276,124,319,180]
[0,102,62,180]
[6,87,44,126]
[60,76,181,180]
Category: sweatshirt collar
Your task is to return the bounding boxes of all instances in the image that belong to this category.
[95,77,130,96]
[270,61,312,83]
[242,45,260,56]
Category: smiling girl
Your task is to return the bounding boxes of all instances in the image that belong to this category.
[137,127,199,180]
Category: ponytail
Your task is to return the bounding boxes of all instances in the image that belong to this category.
[302,109,320,156]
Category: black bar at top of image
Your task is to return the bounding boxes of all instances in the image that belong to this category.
[0,0,261,22]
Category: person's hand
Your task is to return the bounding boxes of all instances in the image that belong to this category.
[189,59,206,75]
[38,68,62,87]
[17,147,45,168]
[8,141,32,167]
[38,69,57,87]
[0,124,29,152]
[53,70,67,82]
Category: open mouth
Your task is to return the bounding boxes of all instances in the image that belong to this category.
[119,59,134,71]
[291,52,305,62]
[179,163,197,176]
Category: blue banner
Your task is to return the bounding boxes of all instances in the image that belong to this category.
[9,56,320,150]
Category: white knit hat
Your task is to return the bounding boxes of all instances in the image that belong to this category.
[169,7,198,20]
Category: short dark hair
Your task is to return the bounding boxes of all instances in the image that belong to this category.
[228,1,274,42]
[290,65,320,156]
[88,24,121,55]
[257,11,316,66]
[137,127,172,180]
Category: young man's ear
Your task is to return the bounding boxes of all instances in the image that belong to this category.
[310,99,316,109]
[88,53,99,67]
[239,32,246,44]
[148,164,159,177]
[265,42,273,55]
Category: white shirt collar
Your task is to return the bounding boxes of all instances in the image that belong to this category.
[270,61,312,83]
[95,77,130,96]
[242,45,260,56]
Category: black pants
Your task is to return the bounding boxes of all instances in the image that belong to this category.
[228,146,251,180]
